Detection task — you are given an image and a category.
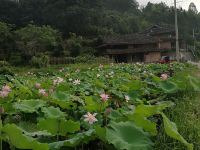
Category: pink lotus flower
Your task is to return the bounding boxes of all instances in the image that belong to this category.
[73,79,81,85]
[100,93,109,102]
[35,83,41,89]
[53,77,64,85]
[160,73,168,80]
[39,89,46,94]
[0,85,11,98]
[39,89,48,97]
[83,112,98,124]
[2,85,11,92]
[0,90,9,98]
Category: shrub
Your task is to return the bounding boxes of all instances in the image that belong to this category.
[0,61,10,67]
[91,56,113,64]
[49,56,112,65]
[9,55,22,66]
[74,55,112,64]
[74,55,93,63]
[0,60,13,76]
[15,24,62,60]
[0,67,14,75]
[64,57,75,64]
[30,55,50,68]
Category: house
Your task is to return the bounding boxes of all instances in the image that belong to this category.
[98,25,194,63]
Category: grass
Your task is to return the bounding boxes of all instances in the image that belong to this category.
[155,92,200,150]
[155,67,200,150]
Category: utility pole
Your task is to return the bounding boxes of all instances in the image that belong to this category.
[193,29,196,51]
[174,0,180,62]
[193,28,197,60]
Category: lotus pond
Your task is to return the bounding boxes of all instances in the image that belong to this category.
[0,62,199,150]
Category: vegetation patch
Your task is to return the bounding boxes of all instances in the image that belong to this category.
[0,63,199,150]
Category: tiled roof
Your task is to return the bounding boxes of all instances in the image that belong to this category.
[141,24,175,35]
[99,24,175,47]
[102,33,157,45]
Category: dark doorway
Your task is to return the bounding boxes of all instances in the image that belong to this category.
[115,54,127,63]
[132,53,144,62]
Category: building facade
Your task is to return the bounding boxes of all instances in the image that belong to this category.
[99,25,194,63]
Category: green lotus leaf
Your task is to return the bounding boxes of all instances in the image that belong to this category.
[133,101,174,116]
[84,96,100,112]
[106,121,153,150]
[129,114,157,136]
[51,91,74,109]
[159,80,178,93]
[128,101,174,135]
[94,125,106,142]
[49,129,95,150]
[2,102,16,114]
[161,113,193,150]
[12,80,33,99]
[108,109,125,122]
[52,91,70,101]
[94,80,106,88]
[38,118,80,136]
[17,121,38,132]
[127,80,144,91]
[171,73,188,90]
[151,75,161,82]
[13,99,46,113]
[17,121,53,137]
[56,83,70,91]
[71,95,85,105]
[25,130,52,137]
[41,106,66,119]
[2,124,49,150]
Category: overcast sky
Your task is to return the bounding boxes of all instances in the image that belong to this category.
[139,0,200,11]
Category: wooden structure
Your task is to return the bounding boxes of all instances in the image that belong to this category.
[98,25,190,63]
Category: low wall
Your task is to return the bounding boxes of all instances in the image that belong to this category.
[144,52,161,63]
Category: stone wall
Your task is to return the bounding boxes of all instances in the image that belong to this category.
[144,52,161,63]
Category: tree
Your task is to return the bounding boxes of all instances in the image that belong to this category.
[15,24,62,62]
[63,33,96,57]
[188,2,198,14]
[103,0,139,12]
[0,22,14,59]
[142,2,172,25]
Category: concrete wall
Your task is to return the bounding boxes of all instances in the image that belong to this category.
[144,52,161,63]
[162,51,194,61]
[180,52,194,61]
